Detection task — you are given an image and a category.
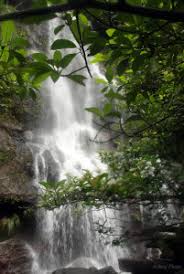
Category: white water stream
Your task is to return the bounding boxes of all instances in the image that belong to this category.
[27,20,128,274]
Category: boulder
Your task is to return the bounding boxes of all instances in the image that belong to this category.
[0,239,32,274]
[52,266,117,274]
[97,266,117,274]
[52,268,96,274]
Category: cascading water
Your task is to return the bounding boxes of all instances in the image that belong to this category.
[27,19,129,274]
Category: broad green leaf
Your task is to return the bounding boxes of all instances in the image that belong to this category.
[51,39,76,49]
[50,70,60,82]
[40,181,53,189]
[105,90,124,100]
[100,86,108,93]
[69,20,80,43]
[12,37,29,49]
[91,53,108,64]
[79,14,89,25]
[0,47,9,62]
[95,78,107,84]
[1,20,15,45]
[32,52,47,62]
[108,111,121,118]
[31,62,51,71]
[54,25,64,35]
[60,53,76,68]
[105,67,113,82]
[85,107,102,117]
[103,103,112,115]
[68,74,86,86]
[53,50,62,67]
[33,71,50,85]
[28,62,52,75]
[106,28,116,37]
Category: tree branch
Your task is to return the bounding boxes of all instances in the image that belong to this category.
[84,8,138,33]
[76,12,92,78]
[60,65,86,77]
[0,1,184,23]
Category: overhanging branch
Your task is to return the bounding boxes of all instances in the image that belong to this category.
[0,1,184,23]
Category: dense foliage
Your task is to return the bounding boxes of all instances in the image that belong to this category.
[0,0,184,219]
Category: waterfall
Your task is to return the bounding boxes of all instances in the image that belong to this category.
[27,19,128,274]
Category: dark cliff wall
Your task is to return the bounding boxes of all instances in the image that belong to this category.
[0,1,50,272]
[0,92,41,273]
[0,96,39,234]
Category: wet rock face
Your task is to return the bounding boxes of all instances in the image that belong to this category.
[43,150,60,181]
[0,239,32,274]
[0,116,37,264]
[0,120,37,206]
[0,101,38,242]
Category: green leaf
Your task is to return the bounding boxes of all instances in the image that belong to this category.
[0,47,9,62]
[51,39,76,49]
[108,111,121,118]
[13,51,26,62]
[106,28,116,37]
[69,20,80,43]
[117,59,129,76]
[67,74,86,85]
[32,52,47,62]
[1,20,15,45]
[60,53,76,68]
[91,53,108,64]
[12,37,29,49]
[40,181,53,189]
[28,62,51,73]
[33,71,50,85]
[85,107,102,117]
[103,103,112,115]
[105,90,124,100]
[105,67,113,82]
[54,25,64,35]
[50,70,60,82]
[79,14,89,25]
[95,78,107,84]
[53,50,62,67]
